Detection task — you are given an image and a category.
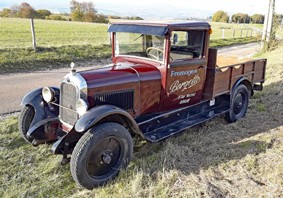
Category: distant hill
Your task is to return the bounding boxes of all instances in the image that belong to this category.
[95,2,213,20]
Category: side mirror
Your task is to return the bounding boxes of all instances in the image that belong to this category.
[173,33,178,44]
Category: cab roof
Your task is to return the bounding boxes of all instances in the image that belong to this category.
[108,21,211,36]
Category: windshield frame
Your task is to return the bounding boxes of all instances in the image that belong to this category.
[113,32,167,64]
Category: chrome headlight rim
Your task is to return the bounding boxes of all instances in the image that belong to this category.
[42,87,54,103]
[76,99,88,116]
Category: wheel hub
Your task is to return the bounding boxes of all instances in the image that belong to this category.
[101,151,113,164]
[233,93,245,115]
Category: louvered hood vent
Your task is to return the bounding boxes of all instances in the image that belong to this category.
[94,89,134,110]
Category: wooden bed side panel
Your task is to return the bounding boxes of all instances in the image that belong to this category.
[214,67,232,95]
[213,59,266,96]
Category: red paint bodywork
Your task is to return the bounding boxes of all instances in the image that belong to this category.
[79,59,162,116]
[79,21,212,117]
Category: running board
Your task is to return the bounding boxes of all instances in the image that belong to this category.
[143,104,229,143]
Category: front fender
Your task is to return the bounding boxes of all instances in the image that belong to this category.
[21,87,60,138]
[75,105,141,134]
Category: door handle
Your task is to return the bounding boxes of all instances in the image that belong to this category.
[198,65,206,69]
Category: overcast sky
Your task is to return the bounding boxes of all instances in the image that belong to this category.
[0,0,282,17]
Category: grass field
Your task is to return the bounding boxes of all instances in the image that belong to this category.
[0,19,262,49]
[0,18,109,48]
[0,43,283,197]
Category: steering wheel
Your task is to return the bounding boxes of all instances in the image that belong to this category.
[146,47,164,60]
[146,47,173,61]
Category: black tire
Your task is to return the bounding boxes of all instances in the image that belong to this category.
[70,122,133,189]
[18,105,35,143]
[225,84,249,123]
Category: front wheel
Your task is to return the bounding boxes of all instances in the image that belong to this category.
[18,105,35,143]
[70,122,133,189]
[225,84,249,123]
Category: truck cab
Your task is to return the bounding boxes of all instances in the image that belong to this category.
[19,21,266,189]
[109,21,210,111]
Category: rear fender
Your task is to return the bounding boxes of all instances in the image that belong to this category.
[231,77,253,97]
[75,105,142,136]
[21,87,60,139]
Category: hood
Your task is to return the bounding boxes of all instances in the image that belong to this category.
[79,62,161,90]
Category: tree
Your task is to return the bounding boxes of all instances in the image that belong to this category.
[18,2,36,18]
[70,0,85,21]
[0,8,11,17]
[219,15,229,23]
[36,9,51,19]
[251,14,265,24]
[70,0,108,23]
[212,10,229,23]
[10,5,20,17]
[232,13,250,23]
[84,12,96,22]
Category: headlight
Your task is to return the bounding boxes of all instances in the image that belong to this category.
[42,87,54,103]
[76,99,88,116]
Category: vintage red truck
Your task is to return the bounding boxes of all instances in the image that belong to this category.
[19,21,266,189]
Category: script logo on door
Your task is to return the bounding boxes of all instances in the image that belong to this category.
[167,68,203,105]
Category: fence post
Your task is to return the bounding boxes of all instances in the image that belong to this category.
[222,28,225,38]
[30,18,36,51]
[233,29,236,38]
[250,29,253,37]
[108,23,111,45]
[240,29,243,37]
[246,29,249,37]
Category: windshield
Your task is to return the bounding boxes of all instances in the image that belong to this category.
[115,32,165,62]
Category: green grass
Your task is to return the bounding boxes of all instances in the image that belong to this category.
[1,45,283,197]
[0,45,111,73]
[209,22,263,39]
[210,36,260,48]
[0,18,109,48]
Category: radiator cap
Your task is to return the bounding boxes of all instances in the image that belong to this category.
[70,62,76,75]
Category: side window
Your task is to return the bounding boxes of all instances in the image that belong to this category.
[170,30,205,61]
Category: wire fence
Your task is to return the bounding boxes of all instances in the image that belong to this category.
[0,18,264,50]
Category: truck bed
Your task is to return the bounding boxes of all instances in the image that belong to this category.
[203,48,267,100]
[216,55,251,68]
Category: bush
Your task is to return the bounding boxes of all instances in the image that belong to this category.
[36,9,51,19]
[46,15,66,21]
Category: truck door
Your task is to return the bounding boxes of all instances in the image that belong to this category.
[162,30,207,110]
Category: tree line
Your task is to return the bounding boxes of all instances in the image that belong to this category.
[212,10,283,24]
[0,1,143,23]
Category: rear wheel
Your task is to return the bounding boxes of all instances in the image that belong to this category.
[225,84,249,123]
[18,105,35,143]
[70,122,133,189]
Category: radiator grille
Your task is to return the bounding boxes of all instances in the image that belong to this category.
[60,82,79,126]
[94,89,134,110]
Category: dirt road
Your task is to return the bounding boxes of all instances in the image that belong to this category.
[0,43,261,115]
